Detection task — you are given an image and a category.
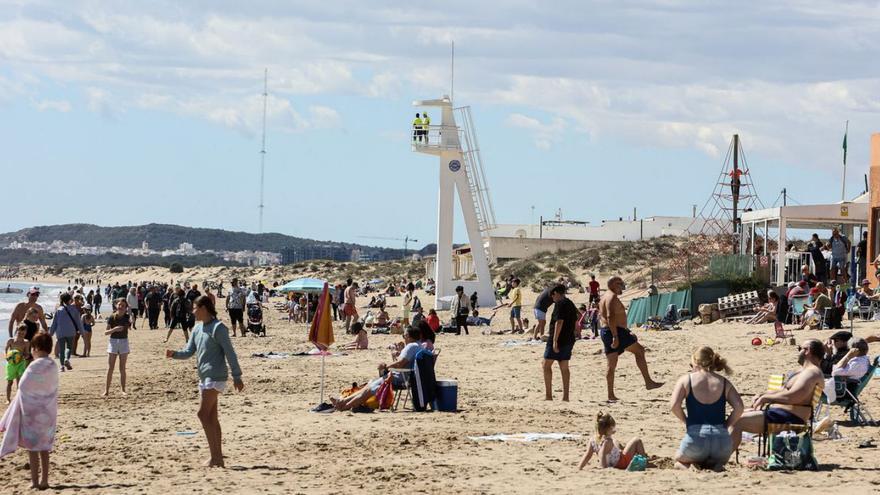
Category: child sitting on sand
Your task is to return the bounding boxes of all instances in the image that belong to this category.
[1,332,57,489]
[342,322,369,350]
[578,411,647,470]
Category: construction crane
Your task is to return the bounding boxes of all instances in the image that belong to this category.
[357,235,419,259]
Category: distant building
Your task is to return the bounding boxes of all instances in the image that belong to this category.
[179,242,195,255]
[142,241,149,250]
[281,244,350,264]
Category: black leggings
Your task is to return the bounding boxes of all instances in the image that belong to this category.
[456,315,469,335]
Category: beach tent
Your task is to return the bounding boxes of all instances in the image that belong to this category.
[278,278,335,294]
[308,282,335,405]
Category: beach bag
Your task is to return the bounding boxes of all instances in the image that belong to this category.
[767,432,817,471]
[374,375,395,410]
[626,454,648,471]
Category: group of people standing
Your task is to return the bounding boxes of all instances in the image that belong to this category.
[3,279,246,486]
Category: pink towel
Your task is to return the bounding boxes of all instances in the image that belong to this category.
[0,356,58,456]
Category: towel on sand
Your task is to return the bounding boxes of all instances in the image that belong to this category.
[468,433,580,442]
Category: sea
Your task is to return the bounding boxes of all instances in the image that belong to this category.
[0,280,67,331]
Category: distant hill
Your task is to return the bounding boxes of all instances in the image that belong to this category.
[0,223,436,260]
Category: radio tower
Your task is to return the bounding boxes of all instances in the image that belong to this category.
[258,68,268,233]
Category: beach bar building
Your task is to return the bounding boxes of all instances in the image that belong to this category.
[740,197,868,287]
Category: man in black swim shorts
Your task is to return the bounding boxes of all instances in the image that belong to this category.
[730,339,826,452]
[598,276,663,402]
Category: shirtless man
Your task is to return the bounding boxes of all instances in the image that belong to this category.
[343,280,359,333]
[7,287,48,338]
[730,339,825,452]
[598,276,663,402]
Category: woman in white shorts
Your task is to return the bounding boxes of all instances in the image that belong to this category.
[166,295,244,468]
[103,298,131,396]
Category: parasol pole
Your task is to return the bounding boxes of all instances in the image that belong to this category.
[319,351,326,404]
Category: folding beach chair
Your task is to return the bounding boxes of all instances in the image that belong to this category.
[816,356,880,425]
[788,296,809,325]
[390,348,440,411]
[757,375,823,470]
[773,321,793,340]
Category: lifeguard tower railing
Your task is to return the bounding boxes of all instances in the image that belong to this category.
[411,106,497,262]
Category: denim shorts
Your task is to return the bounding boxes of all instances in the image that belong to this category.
[510,306,521,319]
[677,424,732,469]
[534,308,547,321]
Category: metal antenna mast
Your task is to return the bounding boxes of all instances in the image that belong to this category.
[258,68,268,233]
[450,40,454,102]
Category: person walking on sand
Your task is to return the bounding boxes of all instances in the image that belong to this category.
[103,298,131,396]
[343,280,359,333]
[531,286,553,341]
[7,287,48,338]
[5,325,31,403]
[126,287,139,330]
[499,278,524,333]
[49,293,81,372]
[599,276,663,402]
[543,285,578,401]
[166,295,243,468]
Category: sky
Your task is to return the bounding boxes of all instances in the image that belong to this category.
[1,0,879,248]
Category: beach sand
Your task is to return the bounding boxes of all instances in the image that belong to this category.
[2,286,880,494]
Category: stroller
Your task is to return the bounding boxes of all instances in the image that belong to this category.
[245,303,267,336]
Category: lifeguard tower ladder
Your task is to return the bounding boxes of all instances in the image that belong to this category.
[412,95,497,308]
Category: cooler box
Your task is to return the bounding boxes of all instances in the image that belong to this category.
[433,379,458,412]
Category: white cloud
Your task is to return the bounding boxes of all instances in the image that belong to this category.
[505,113,567,150]
[33,99,72,112]
[1,0,878,166]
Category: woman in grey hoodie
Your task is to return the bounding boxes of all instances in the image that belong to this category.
[166,295,244,467]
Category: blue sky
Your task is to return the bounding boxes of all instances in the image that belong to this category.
[1,0,878,248]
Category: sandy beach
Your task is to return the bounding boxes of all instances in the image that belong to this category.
[2,282,880,495]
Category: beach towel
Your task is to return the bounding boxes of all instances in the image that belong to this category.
[468,433,581,442]
[498,340,544,347]
[0,356,58,457]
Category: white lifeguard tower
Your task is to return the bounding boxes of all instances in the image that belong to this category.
[412,96,497,309]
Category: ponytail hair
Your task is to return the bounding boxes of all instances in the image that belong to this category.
[594,411,616,443]
[692,346,732,374]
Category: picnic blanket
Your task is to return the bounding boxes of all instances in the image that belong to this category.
[0,357,58,457]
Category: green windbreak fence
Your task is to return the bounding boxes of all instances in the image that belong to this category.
[627,289,691,327]
[709,254,753,279]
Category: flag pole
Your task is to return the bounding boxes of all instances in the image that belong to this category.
[842,120,849,202]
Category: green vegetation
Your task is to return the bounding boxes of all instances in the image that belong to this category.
[169,262,184,274]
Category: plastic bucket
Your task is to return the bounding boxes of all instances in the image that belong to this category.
[434,379,458,412]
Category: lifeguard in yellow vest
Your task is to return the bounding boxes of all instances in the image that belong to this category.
[421,112,430,143]
[412,113,423,142]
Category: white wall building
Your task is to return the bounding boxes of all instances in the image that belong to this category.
[488,216,706,260]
